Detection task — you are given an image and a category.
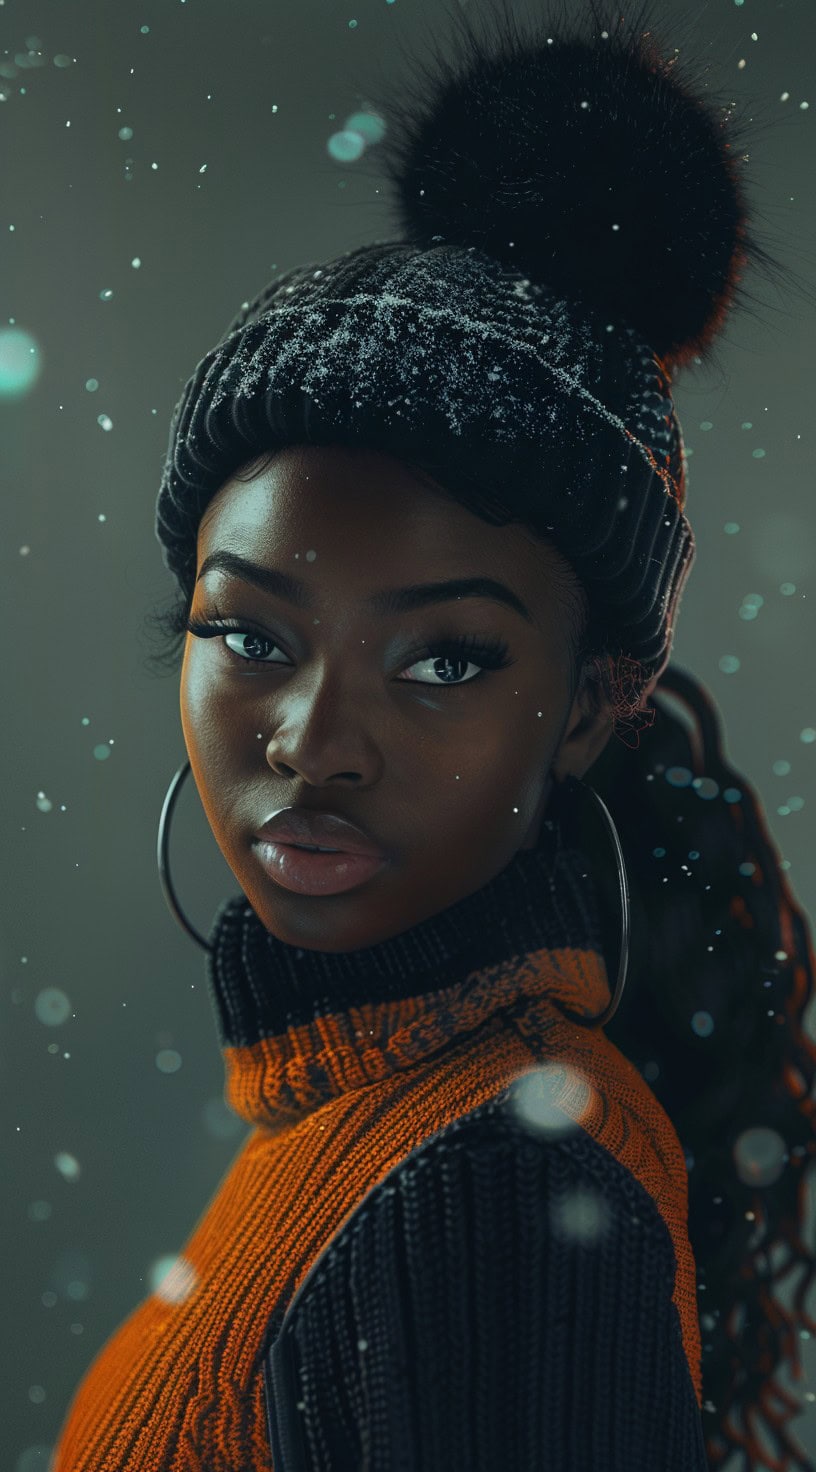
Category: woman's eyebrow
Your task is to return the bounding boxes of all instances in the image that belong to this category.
[196,550,534,624]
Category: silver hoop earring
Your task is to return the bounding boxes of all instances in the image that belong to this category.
[157,758,215,956]
[549,773,630,1029]
[156,761,629,1027]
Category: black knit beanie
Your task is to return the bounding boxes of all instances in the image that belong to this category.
[154,0,791,709]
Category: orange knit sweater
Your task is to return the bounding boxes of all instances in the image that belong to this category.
[52,825,704,1471]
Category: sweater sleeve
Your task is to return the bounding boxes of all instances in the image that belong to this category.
[263,1101,709,1472]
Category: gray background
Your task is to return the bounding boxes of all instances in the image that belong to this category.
[1,1,815,1468]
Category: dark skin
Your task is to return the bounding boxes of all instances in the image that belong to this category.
[180,444,613,953]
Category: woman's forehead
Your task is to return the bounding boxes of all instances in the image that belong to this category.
[198,443,568,610]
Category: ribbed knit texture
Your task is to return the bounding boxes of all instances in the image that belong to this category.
[52,818,704,1471]
[265,1103,710,1471]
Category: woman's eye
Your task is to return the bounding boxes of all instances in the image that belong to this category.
[186,619,512,688]
[396,644,508,687]
[223,630,288,667]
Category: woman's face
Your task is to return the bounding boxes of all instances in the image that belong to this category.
[180,444,612,952]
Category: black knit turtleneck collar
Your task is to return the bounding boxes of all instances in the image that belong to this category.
[203,811,611,1051]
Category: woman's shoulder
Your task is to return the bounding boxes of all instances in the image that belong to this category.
[263,1088,707,1470]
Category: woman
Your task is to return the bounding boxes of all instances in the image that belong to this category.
[52,1,816,1468]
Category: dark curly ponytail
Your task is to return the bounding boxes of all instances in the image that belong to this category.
[583,650,816,1472]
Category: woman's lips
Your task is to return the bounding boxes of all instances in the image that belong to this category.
[255,810,387,858]
[252,839,389,897]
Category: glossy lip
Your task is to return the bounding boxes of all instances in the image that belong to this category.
[252,839,389,897]
[255,807,388,859]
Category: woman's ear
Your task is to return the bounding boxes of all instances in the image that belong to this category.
[551,664,614,785]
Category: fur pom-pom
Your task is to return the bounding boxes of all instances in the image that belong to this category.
[366,0,793,373]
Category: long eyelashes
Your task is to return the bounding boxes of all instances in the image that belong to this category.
[185,611,514,688]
